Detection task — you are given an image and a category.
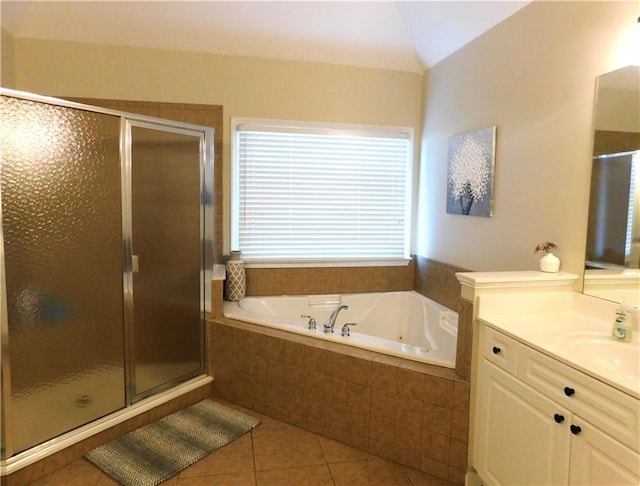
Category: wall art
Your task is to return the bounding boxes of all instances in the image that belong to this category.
[446,126,496,217]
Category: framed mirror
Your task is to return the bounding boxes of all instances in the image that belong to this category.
[584,65,640,308]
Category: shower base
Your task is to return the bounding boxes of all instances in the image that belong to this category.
[1,374,213,479]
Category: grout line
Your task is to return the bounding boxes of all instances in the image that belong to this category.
[316,433,338,486]
[250,429,258,486]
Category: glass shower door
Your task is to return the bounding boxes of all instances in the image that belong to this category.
[126,122,205,401]
[0,96,125,457]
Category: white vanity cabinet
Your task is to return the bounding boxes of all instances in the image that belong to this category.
[474,324,640,485]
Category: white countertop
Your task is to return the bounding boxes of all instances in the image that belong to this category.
[457,270,579,286]
[477,293,640,400]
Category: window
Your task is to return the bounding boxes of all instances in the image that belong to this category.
[231,118,413,266]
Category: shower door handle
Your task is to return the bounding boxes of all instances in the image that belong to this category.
[132,255,139,273]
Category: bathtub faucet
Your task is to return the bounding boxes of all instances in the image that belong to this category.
[323,304,349,333]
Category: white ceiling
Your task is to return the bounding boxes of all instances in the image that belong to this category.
[1,1,532,72]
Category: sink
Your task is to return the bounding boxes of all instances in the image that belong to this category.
[558,332,639,381]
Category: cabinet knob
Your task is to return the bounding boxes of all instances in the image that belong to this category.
[563,387,575,397]
[570,424,582,435]
[553,413,565,424]
[492,346,501,355]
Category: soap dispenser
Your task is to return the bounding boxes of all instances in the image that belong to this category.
[612,298,632,343]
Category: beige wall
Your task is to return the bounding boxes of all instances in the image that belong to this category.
[7,38,422,254]
[1,28,16,88]
[595,76,640,132]
[416,1,639,276]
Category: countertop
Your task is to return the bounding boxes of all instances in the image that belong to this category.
[478,299,639,400]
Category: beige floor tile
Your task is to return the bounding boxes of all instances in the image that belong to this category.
[158,477,179,485]
[176,471,256,485]
[317,436,375,463]
[402,466,456,486]
[179,434,255,478]
[216,400,268,422]
[253,425,325,470]
[253,434,325,470]
[256,464,334,486]
[96,470,122,485]
[329,458,413,486]
[28,459,101,486]
[251,415,300,438]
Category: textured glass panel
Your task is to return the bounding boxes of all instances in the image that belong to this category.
[0,96,125,455]
[130,126,203,398]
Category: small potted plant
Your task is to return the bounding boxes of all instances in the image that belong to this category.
[534,241,560,273]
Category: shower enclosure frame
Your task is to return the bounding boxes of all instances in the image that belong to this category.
[0,88,215,469]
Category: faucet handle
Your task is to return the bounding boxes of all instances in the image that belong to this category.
[301,314,317,330]
[341,322,357,337]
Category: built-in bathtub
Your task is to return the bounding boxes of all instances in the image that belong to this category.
[223,290,458,368]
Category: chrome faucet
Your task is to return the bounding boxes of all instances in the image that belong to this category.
[341,322,357,337]
[323,304,349,333]
[301,314,317,330]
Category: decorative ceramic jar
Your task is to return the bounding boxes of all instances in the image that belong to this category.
[224,251,246,301]
[539,252,560,273]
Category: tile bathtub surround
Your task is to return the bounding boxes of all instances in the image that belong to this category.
[240,256,464,303]
[413,257,468,313]
[244,259,415,296]
[211,279,225,318]
[4,384,213,486]
[208,318,470,485]
[214,256,473,380]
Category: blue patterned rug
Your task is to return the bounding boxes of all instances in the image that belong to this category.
[85,399,260,486]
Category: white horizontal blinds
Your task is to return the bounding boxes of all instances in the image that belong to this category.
[237,126,410,261]
[626,153,638,264]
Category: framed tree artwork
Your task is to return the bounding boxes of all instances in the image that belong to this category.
[446,126,496,217]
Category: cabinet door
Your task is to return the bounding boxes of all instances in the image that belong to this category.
[569,417,640,485]
[475,360,571,485]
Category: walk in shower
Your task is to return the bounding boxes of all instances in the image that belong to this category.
[0,91,214,467]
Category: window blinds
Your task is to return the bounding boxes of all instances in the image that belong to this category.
[626,153,638,264]
[233,123,411,263]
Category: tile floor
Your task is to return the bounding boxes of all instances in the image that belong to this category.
[25,401,456,486]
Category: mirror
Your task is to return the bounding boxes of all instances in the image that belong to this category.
[584,65,640,308]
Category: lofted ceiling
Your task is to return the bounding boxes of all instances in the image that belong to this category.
[0,1,532,73]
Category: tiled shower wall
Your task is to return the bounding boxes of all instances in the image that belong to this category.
[66,98,225,261]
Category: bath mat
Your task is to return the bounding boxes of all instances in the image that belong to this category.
[85,399,260,486]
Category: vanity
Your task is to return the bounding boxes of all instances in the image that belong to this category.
[456,272,640,486]
[474,292,639,485]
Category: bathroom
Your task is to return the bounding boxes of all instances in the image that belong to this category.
[1,1,639,485]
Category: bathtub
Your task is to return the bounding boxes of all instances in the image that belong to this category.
[223,291,458,368]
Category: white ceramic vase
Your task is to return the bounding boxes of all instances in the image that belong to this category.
[539,252,560,273]
[224,251,246,301]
